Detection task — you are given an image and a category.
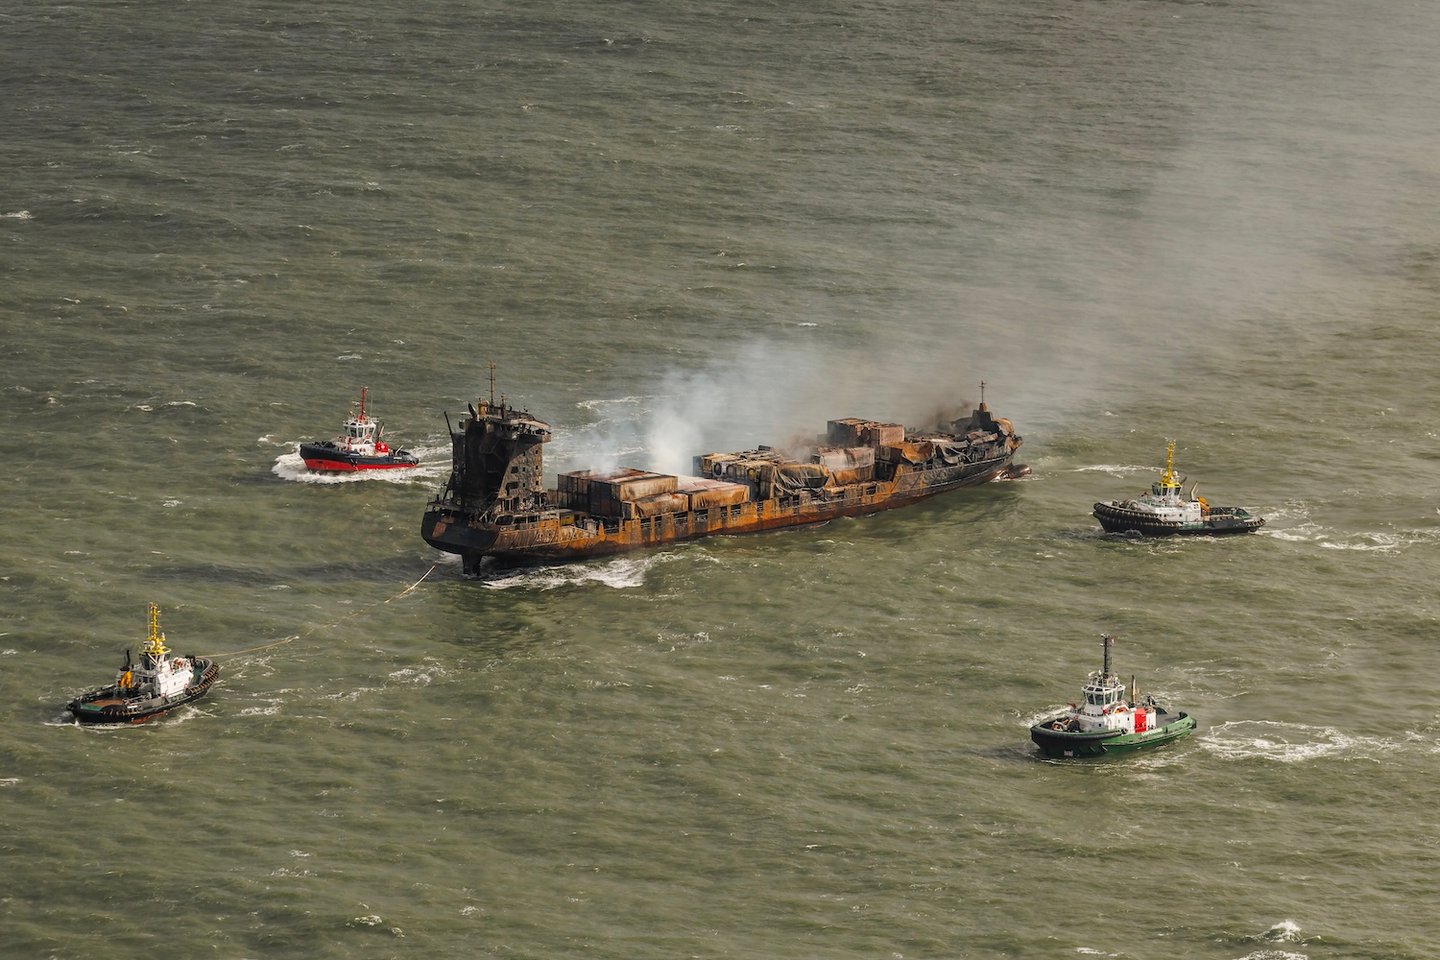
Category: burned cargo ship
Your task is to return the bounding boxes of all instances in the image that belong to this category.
[421,390,1027,573]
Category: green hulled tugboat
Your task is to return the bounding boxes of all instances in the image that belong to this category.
[1093,441,1263,536]
[66,604,219,725]
[1029,634,1195,758]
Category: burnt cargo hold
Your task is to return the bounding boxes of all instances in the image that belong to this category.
[421,393,1027,573]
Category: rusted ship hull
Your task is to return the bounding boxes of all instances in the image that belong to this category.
[419,388,1026,574]
[423,457,1022,569]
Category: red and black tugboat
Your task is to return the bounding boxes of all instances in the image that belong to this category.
[300,387,419,472]
[67,603,220,725]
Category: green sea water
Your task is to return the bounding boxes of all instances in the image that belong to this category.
[3,1,1439,957]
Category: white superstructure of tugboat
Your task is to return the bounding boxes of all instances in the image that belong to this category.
[299,386,419,472]
[1029,633,1195,758]
[1093,440,1263,536]
[67,603,220,725]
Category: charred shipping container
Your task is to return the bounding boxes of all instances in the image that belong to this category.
[421,390,1028,574]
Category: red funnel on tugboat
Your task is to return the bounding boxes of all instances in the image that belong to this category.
[300,387,419,472]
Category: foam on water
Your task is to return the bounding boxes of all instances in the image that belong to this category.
[1202,720,1412,763]
[1073,463,1154,479]
[480,552,678,591]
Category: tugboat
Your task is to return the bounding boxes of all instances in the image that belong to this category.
[299,387,419,472]
[66,603,220,725]
[1093,440,1263,536]
[1029,634,1195,758]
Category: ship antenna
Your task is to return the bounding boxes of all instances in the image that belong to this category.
[359,386,368,422]
[978,380,988,412]
[1101,633,1114,678]
[488,361,497,407]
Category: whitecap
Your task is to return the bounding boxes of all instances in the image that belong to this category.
[388,664,443,685]
[481,552,676,591]
[1263,523,1326,543]
[1073,463,1151,479]
[575,394,656,412]
[1264,921,1303,943]
[3,210,33,220]
[1202,720,1405,763]
[1317,529,1439,552]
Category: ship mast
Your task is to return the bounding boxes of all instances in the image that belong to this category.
[358,386,369,422]
[1101,633,1113,679]
[1159,439,1181,491]
[144,602,169,659]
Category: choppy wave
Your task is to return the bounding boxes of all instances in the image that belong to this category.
[129,399,200,413]
[1264,520,1440,552]
[481,552,679,590]
[1202,720,1413,763]
[1073,463,1153,479]
[1222,919,1312,960]
[1318,529,1440,552]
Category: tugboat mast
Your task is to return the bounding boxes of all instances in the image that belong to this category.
[1101,632,1114,679]
[1159,439,1181,491]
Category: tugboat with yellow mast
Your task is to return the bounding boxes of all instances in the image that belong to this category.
[1093,440,1264,536]
[1029,634,1196,758]
[66,604,220,724]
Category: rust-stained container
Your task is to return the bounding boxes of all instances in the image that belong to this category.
[556,470,594,511]
[580,468,678,501]
[696,452,743,477]
[876,440,934,465]
[816,446,876,485]
[777,463,828,488]
[860,422,904,446]
[816,447,875,471]
[826,418,904,447]
[826,418,868,447]
[622,492,692,518]
[676,475,751,508]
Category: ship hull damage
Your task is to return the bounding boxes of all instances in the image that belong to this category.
[420,393,1026,574]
